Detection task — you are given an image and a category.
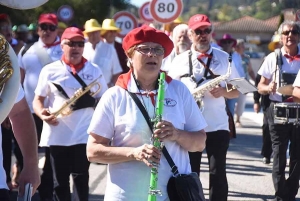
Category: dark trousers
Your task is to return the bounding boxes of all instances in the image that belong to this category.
[0,189,10,201]
[261,109,272,158]
[189,130,230,201]
[33,114,53,200]
[267,102,300,201]
[50,144,90,201]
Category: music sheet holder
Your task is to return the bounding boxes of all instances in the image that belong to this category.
[17,183,33,201]
[228,77,257,94]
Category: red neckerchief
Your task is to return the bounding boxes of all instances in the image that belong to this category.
[61,54,87,74]
[197,53,212,60]
[284,54,300,62]
[44,40,61,48]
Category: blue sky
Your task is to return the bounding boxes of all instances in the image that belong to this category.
[130,0,148,7]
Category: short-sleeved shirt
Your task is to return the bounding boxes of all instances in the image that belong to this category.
[168,45,240,132]
[35,60,108,146]
[258,47,300,102]
[87,72,207,201]
[18,37,63,112]
[293,70,300,87]
[83,41,123,85]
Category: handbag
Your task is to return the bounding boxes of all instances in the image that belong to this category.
[127,91,205,201]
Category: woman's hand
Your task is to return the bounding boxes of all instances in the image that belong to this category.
[131,144,161,167]
[154,120,179,142]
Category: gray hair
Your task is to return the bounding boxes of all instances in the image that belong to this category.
[278,20,300,35]
[236,39,245,46]
[172,24,189,41]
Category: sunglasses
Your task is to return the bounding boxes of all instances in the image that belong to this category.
[221,40,233,44]
[39,23,57,32]
[194,28,212,36]
[64,41,85,48]
[135,46,165,56]
[282,30,299,36]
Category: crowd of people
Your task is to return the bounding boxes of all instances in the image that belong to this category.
[0,9,300,201]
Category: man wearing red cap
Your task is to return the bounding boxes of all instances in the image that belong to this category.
[33,27,108,201]
[18,13,63,201]
[168,14,241,201]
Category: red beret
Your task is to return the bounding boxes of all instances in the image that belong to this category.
[122,25,173,58]
[61,27,84,41]
[38,13,58,26]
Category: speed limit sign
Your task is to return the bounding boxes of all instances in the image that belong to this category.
[113,11,138,38]
[57,5,74,22]
[150,0,183,24]
[296,9,300,22]
[139,2,153,22]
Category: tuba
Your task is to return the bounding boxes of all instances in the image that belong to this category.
[0,0,48,123]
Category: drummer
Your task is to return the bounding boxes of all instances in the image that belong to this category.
[257,20,300,201]
[293,71,300,102]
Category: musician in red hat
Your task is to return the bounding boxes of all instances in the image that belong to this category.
[86,25,207,201]
[168,14,241,201]
[258,20,300,201]
[33,27,107,201]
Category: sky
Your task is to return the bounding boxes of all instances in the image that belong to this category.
[130,0,148,7]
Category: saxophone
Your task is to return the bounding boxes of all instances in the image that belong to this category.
[148,72,165,201]
[192,59,232,111]
[51,76,102,117]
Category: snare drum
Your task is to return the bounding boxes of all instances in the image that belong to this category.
[274,103,300,124]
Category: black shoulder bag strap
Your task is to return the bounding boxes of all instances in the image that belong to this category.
[179,50,193,79]
[126,90,180,176]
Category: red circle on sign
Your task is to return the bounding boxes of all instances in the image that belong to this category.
[139,2,153,22]
[150,0,183,24]
[296,10,300,22]
[113,11,138,38]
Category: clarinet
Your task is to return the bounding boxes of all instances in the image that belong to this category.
[148,72,165,201]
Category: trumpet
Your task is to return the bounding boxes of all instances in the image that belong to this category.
[51,76,102,117]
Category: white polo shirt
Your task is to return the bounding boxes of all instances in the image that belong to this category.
[0,85,24,189]
[35,60,108,146]
[258,47,300,102]
[87,72,207,201]
[83,41,123,85]
[168,46,240,132]
[18,37,63,112]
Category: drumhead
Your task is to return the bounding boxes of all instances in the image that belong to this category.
[0,0,48,9]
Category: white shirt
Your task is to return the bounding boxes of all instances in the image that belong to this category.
[35,60,108,146]
[83,41,123,85]
[168,45,240,132]
[161,49,177,72]
[19,37,63,112]
[0,85,24,189]
[258,47,300,102]
[87,73,207,201]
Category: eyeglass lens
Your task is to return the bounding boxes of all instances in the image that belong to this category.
[282,30,299,36]
[194,28,212,35]
[136,46,165,56]
[65,41,85,48]
[39,24,57,32]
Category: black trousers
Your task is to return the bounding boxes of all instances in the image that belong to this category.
[0,189,10,201]
[261,108,272,158]
[189,130,230,201]
[267,102,300,201]
[33,114,53,200]
[50,144,90,201]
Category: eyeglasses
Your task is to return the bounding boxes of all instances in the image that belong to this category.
[135,46,165,56]
[282,30,299,36]
[39,23,57,32]
[221,40,233,44]
[194,28,212,36]
[64,41,85,48]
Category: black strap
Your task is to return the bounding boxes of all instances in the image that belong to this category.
[126,90,180,176]
[70,72,88,88]
[51,82,69,99]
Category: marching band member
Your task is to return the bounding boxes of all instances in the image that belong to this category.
[19,13,63,201]
[86,25,206,201]
[168,14,240,201]
[258,20,300,201]
[33,27,108,201]
[293,70,300,102]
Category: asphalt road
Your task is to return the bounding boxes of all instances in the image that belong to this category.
[9,93,300,201]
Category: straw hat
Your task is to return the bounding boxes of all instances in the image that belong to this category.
[173,16,183,24]
[58,22,67,29]
[268,34,280,52]
[101,19,121,36]
[83,19,102,35]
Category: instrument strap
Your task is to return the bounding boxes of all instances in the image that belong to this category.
[126,90,180,176]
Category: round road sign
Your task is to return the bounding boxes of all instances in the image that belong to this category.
[113,11,138,38]
[57,5,74,22]
[139,2,153,22]
[150,0,183,24]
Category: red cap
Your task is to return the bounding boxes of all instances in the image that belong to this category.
[122,25,173,58]
[61,27,84,40]
[38,13,58,25]
[188,14,211,30]
[0,14,9,20]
